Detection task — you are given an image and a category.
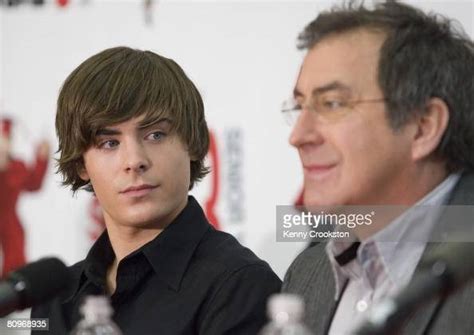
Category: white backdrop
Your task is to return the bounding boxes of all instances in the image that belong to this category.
[1,0,473,281]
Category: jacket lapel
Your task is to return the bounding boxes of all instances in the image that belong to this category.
[306,243,348,334]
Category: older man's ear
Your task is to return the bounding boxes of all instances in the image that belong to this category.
[410,97,450,162]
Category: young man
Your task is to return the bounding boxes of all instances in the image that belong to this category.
[282,1,474,334]
[32,47,281,334]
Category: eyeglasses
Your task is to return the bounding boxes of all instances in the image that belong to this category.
[281,91,386,125]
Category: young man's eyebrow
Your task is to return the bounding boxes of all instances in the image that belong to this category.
[95,118,173,136]
[96,128,121,136]
[138,117,172,129]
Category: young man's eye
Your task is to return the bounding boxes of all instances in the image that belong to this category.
[146,131,166,141]
[98,139,119,149]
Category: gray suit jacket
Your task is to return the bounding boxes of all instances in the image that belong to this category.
[282,173,474,335]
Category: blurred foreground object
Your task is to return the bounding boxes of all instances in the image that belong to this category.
[0,257,71,316]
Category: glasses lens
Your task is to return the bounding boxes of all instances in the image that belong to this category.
[281,98,300,125]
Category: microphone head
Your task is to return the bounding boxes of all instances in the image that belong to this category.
[7,258,71,309]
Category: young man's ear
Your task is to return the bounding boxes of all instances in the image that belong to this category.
[188,149,199,162]
[411,97,450,161]
[78,164,90,182]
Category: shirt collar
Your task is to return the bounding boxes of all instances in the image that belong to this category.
[141,195,211,291]
[66,195,211,301]
[326,173,461,299]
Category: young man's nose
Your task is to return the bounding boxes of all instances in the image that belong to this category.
[123,141,151,173]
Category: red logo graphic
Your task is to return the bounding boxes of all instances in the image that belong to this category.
[204,130,220,229]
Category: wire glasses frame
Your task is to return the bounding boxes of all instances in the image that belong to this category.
[281,94,386,125]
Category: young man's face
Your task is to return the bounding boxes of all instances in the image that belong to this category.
[80,116,191,229]
[290,30,417,206]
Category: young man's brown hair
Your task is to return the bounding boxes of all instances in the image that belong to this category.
[55,46,209,192]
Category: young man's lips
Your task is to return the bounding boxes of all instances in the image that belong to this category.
[120,184,158,196]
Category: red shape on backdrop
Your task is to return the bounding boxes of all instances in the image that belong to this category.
[0,118,49,278]
[1,119,12,138]
[56,0,68,7]
[204,130,221,229]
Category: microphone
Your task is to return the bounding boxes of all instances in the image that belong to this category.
[354,242,474,335]
[0,257,71,317]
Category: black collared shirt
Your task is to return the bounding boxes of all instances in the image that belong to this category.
[32,196,281,335]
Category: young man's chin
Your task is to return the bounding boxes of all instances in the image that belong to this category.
[118,216,168,230]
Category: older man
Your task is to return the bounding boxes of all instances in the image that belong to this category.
[282,1,474,334]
